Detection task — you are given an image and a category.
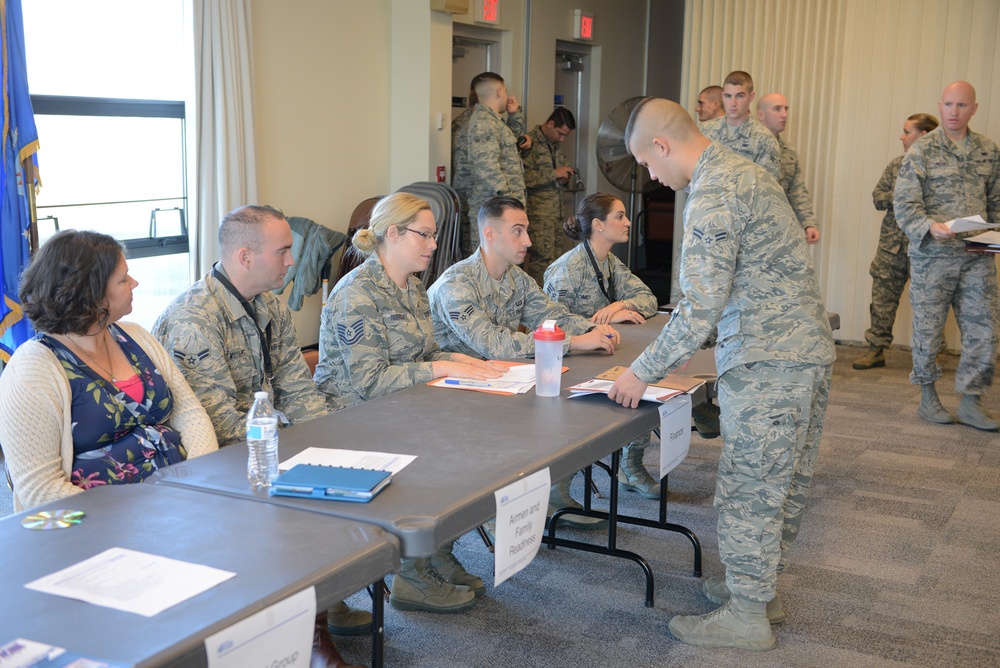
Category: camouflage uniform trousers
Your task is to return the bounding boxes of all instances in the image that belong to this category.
[715,360,831,603]
[864,248,910,349]
[909,254,999,393]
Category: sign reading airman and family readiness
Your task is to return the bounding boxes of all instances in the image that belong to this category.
[493,468,551,586]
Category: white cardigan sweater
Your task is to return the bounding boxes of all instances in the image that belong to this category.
[0,322,218,511]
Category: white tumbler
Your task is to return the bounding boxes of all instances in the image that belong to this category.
[533,319,565,397]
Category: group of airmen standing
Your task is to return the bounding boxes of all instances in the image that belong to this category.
[149,71,997,657]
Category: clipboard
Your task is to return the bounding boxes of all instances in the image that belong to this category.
[268,464,392,503]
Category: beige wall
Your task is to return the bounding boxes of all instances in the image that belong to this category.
[250,0,655,344]
[682,0,1000,348]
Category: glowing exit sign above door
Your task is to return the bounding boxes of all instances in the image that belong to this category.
[573,9,594,40]
[475,0,500,24]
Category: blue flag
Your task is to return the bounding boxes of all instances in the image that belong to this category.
[1,0,39,362]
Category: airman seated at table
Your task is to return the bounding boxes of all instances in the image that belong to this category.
[153,205,367,667]
[0,230,218,511]
[428,195,620,528]
[315,192,504,614]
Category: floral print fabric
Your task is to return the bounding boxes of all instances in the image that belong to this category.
[37,324,188,490]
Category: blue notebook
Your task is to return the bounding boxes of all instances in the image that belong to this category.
[268,464,392,502]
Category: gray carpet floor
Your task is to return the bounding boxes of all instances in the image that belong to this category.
[4,344,999,666]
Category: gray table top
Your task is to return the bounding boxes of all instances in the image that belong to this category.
[153,317,709,558]
[0,483,399,668]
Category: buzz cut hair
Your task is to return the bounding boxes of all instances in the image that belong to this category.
[471,71,505,97]
[219,204,285,255]
[724,70,754,92]
[477,196,525,233]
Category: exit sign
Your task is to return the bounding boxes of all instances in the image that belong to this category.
[476,0,499,24]
[573,10,594,40]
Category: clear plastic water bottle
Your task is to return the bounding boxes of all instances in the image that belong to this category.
[247,390,279,491]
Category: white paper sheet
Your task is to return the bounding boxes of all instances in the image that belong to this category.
[659,394,692,478]
[946,214,996,232]
[280,447,416,473]
[428,363,537,394]
[965,230,1000,246]
[24,547,236,617]
[492,468,551,587]
[204,587,315,668]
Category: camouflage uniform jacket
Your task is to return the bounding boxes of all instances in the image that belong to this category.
[315,254,449,409]
[152,264,329,447]
[631,142,835,382]
[777,135,818,231]
[452,105,526,142]
[427,250,595,359]
[895,126,1000,258]
[522,125,570,198]
[452,104,527,219]
[873,155,907,255]
[700,116,780,179]
[543,242,658,318]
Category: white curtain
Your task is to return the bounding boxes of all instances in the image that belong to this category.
[193,0,258,276]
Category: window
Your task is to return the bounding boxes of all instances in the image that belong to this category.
[23,1,193,330]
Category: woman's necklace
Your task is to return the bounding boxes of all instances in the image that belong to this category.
[67,329,118,383]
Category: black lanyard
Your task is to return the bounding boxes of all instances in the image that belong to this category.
[583,240,616,304]
[212,265,273,379]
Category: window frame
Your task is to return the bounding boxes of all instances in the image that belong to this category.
[30,94,189,259]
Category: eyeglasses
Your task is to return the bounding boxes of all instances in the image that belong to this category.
[401,227,438,242]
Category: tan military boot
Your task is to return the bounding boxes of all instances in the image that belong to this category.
[702,576,786,623]
[956,394,1000,431]
[326,600,372,636]
[918,383,954,424]
[548,478,607,529]
[668,596,777,651]
[389,557,477,613]
[430,540,485,594]
[617,442,661,499]
[852,346,885,370]
[692,400,721,439]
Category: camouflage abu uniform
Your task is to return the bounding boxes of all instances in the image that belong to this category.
[153,264,330,447]
[521,125,571,285]
[452,104,527,257]
[895,126,1000,393]
[630,143,835,603]
[315,254,450,410]
[700,116,780,179]
[451,105,525,142]
[776,135,818,232]
[863,156,910,348]
[543,241,658,319]
[427,250,594,359]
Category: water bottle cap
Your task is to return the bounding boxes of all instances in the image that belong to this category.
[533,319,565,341]
[254,391,269,400]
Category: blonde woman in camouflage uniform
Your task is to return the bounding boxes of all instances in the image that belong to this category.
[543,193,661,498]
[853,113,939,370]
[316,192,503,614]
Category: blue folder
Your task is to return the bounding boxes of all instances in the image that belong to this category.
[268,464,392,502]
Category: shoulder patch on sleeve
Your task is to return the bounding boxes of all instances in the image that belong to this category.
[449,305,476,323]
[337,319,365,346]
[692,228,728,246]
[547,286,567,300]
[174,348,210,368]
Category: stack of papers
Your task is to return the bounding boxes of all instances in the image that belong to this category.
[280,447,416,474]
[429,363,538,395]
[568,365,707,404]
[963,230,1000,253]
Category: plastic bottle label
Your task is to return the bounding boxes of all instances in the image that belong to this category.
[247,421,277,440]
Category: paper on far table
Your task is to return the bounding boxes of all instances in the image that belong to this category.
[280,447,416,474]
[428,363,538,394]
[946,214,996,232]
[964,230,1000,246]
[24,547,236,617]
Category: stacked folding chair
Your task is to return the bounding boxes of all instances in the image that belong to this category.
[395,182,462,287]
